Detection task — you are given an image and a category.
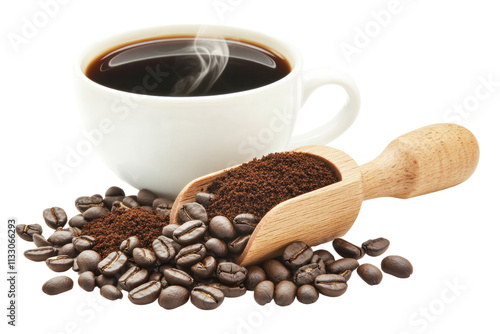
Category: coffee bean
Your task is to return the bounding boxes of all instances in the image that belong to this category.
[313,249,335,266]
[175,243,207,267]
[282,241,313,268]
[105,186,125,197]
[33,234,52,247]
[274,280,297,306]
[98,251,128,276]
[332,238,364,259]
[327,258,359,274]
[118,266,149,291]
[152,236,176,263]
[161,224,179,238]
[66,227,82,237]
[98,285,122,301]
[172,220,207,245]
[112,197,140,211]
[148,272,163,282]
[357,263,383,285]
[190,286,224,310]
[381,255,413,278]
[207,283,246,298]
[76,250,101,273]
[73,260,79,272]
[72,235,95,252]
[217,262,248,286]
[46,255,74,272]
[262,259,291,284]
[209,216,236,240]
[68,215,87,228]
[82,206,109,221]
[15,224,43,242]
[78,271,96,292]
[195,192,215,207]
[191,256,217,280]
[103,186,125,209]
[205,237,228,258]
[163,268,194,288]
[43,207,67,229]
[24,246,57,262]
[153,197,174,210]
[293,263,324,286]
[47,230,73,246]
[75,194,104,213]
[128,281,162,305]
[314,274,347,297]
[362,238,390,257]
[96,274,117,288]
[227,234,250,254]
[158,285,190,309]
[340,269,352,281]
[254,280,274,305]
[309,254,327,274]
[179,203,208,224]
[232,213,258,234]
[245,265,267,291]
[132,248,157,268]
[296,284,319,304]
[119,236,140,256]
[42,276,73,295]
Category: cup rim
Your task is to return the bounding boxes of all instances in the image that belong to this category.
[74,24,303,102]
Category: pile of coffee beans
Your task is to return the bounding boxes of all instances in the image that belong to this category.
[17,185,413,310]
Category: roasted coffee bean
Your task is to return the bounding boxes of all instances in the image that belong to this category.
[172,220,207,245]
[119,236,140,256]
[205,237,228,258]
[179,203,208,224]
[153,197,174,210]
[42,276,73,295]
[207,283,246,298]
[163,268,194,288]
[209,216,236,240]
[73,260,79,272]
[217,262,248,286]
[76,250,101,272]
[148,272,163,282]
[98,251,128,276]
[274,280,297,306]
[158,285,190,309]
[33,234,52,247]
[119,266,149,291]
[195,192,215,207]
[135,189,156,206]
[133,248,157,267]
[47,230,73,246]
[254,280,274,305]
[245,265,267,291]
[72,235,95,252]
[381,255,413,278]
[310,255,327,274]
[68,215,87,228]
[66,227,81,237]
[75,194,104,213]
[24,246,57,262]
[112,197,140,211]
[175,243,207,267]
[100,285,123,300]
[340,269,352,281]
[161,224,179,238]
[357,263,383,285]
[78,271,96,292]
[327,258,359,274]
[313,249,336,266]
[233,213,258,234]
[296,284,319,304]
[314,274,347,297]
[82,206,109,221]
[191,256,217,280]
[227,234,250,254]
[191,286,224,310]
[103,186,126,209]
[105,186,125,197]
[262,259,291,284]
[362,238,390,257]
[293,263,324,286]
[46,255,74,272]
[43,207,67,229]
[152,236,176,263]
[332,238,365,259]
[282,241,313,268]
[128,281,162,305]
[95,274,117,288]
[15,224,43,241]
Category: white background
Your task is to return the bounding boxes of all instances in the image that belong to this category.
[1,0,499,333]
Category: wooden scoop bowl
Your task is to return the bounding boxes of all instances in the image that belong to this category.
[170,123,479,266]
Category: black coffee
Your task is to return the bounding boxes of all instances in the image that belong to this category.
[86,37,291,97]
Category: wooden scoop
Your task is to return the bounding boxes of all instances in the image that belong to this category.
[170,123,479,266]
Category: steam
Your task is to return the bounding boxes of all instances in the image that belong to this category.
[170,32,229,96]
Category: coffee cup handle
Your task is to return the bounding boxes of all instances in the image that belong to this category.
[287,68,361,148]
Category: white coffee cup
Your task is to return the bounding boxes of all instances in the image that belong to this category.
[74,24,360,199]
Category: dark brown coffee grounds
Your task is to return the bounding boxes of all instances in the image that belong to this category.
[205,152,339,221]
[80,207,168,258]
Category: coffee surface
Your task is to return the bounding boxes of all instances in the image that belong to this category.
[86,37,290,96]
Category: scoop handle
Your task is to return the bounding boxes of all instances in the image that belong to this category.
[360,123,479,200]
